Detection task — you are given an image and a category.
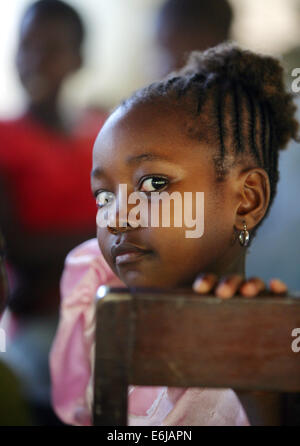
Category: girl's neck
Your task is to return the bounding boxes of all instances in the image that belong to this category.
[179,250,246,291]
[26,100,67,134]
[210,248,246,279]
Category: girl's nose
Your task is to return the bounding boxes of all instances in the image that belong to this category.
[103,187,148,234]
[106,223,133,235]
[106,200,135,234]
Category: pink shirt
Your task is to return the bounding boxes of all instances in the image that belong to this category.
[49,238,249,426]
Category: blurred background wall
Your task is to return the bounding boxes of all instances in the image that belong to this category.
[1,0,300,117]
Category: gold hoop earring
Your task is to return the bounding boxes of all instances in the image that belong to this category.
[238,221,250,247]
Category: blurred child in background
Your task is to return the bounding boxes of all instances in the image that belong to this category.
[155,0,233,76]
[0,0,105,425]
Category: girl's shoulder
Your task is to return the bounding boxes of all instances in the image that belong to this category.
[64,238,103,265]
[60,238,124,307]
[50,239,124,426]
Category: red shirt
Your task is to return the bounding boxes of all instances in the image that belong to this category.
[0,112,105,233]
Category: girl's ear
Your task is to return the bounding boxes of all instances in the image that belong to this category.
[235,168,271,231]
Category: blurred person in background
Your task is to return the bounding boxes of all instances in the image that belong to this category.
[155,0,233,77]
[0,0,104,425]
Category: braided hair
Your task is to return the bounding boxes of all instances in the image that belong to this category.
[122,43,299,241]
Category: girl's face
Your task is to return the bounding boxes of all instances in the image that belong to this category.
[92,102,243,289]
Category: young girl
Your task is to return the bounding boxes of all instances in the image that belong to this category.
[50,43,299,426]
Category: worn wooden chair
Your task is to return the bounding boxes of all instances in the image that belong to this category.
[93,287,300,426]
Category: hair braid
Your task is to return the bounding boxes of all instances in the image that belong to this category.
[216,83,226,160]
[244,88,262,165]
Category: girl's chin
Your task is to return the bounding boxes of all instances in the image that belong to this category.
[118,270,177,290]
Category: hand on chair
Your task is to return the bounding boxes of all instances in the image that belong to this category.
[192,274,288,299]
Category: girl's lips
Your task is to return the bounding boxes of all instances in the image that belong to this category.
[111,242,153,265]
[115,251,152,265]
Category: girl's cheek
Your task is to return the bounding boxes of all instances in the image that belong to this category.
[96,227,105,252]
[96,205,116,229]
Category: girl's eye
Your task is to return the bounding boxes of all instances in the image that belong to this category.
[96,191,115,209]
[139,176,169,192]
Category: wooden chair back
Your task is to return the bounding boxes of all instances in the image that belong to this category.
[93,287,300,425]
